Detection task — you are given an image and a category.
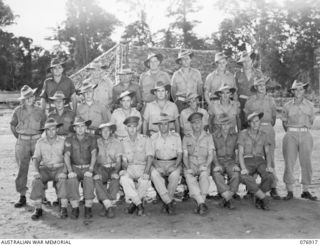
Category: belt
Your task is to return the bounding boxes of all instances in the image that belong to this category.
[288,127,309,132]
[260,122,271,126]
[19,134,41,140]
[102,163,116,168]
[244,155,265,159]
[239,95,249,100]
[177,96,186,101]
[41,163,64,169]
[155,157,177,161]
[217,156,234,160]
[74,164,90,169]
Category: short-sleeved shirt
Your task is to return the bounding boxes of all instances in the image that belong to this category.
[48,109,75,136]
[96,137,122,165]
[180,107,209,135]
[33,136,65,167]
[112,82,142,109]
[281,98,314,128]
[182,131,215,166]
[244,95,276,124]
[143,100,179,133]
[111,108,142,138]
[208,100,240,127]
[139,70,171,103]
[151,132,182,160]
[235,68,263,97]
[205,70,236,97]
[171,68,202,96]
[213,129,238,160]
[64,133,97,166]
[76,101,111,129]
[10,105,46,135]
[237,129,268,157]
[40,75,75,104]
[121,134,153,166]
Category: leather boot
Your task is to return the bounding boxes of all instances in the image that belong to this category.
[70,207,80,219]
[84,207,93,219]
[106,207,115,218]
[301,191,317,201]
[198,203,208,215]
[270,188,281,200]
[14,195,26,208]
[60,207,68,219]
[31,208,43,220]
[166,201,176,215]
[260,197,271,210]
[127,203,137,214]
[283,191,294,201]
[136,204,144,216]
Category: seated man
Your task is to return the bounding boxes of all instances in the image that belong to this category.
[212,117,240,209]
[64,117,97,219]
[30,118,68,220]
[150,116,182,214]
[94,122,122,218]
[238,112,274,210]
[120,116,153,216]
[183,112,215,215]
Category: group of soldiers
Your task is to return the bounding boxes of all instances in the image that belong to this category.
[10,49,317,221]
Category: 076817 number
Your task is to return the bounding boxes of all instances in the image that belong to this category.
[300,240,318,245]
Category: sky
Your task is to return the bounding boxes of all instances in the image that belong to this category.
[3,0,226,50]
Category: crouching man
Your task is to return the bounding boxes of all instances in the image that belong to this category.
[64,117,97,219]
[94,122,122,218]
[30,118,68,220]
[183,112,215,215]
[150,116,182,214]
[120,116,153,216]
[238,112,274,210]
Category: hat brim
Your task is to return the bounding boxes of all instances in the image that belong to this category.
[289,83,309,92]
[79,84,98,94]
[214,87,236,97]
[48,96,66,101]
[175,52,194,64]
[247,112,264,123]
[144,54,164,68]
[72,120,92,127]
[18,88,37,100]
[150,84,171,95]
[117,91,136,103]
[186,95,200,102]
[47,61,66,73]
[152,119,175,125]
[41,123,63,131]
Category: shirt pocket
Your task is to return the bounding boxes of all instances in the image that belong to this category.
[186,143,195,155]
[197,143,208,157]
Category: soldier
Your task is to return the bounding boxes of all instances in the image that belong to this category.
[40,57,77,112]
[180,93,209,137]
[212,117,240,209]
[204,52,237,105]
[10,85,46,208]
[171,50,203,113]
[30,118,68,220]
[150,117,182,214]
[64,117,97,219]
[235,51,263,129]
[76,81,111,133]
[238,112,274,210]
[282,81,317,201]
[139,52,171,104]
[143,81,180,136]
[93,122,122,218]
[182,112,215,215]
[110,90,142,141]
[208,84,240,133]
[120,116,154,216]
[48,90,75,137]
[244,77,280,199]
[112,66,142,111]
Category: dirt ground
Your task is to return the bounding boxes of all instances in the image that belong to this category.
[0,108,319,239]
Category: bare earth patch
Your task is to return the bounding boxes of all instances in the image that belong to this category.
[0,109,319,239]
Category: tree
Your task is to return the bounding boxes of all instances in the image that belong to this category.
[50,0,120,68]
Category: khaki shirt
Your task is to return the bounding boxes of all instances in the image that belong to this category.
[180,107,209,135]
[237,129,268,157]
[121,134,153,166]
[204,70,236,97]
[171,68,202,96]
[213,129,238,160]
[281,98,314,128]
[10,105,46,135]
[151,132,182,160]
[111,108,141,138]
[183,131,215,166]
[244,95,276,124]
[96,137,122,166]
[33,136,65,167]
[76,101,111,129]
[235,68,263,97]
[143,100,179,133]
[48,109,75,136]
[64,133,97,166]
[139,70,171,103]
[208,100,239,127]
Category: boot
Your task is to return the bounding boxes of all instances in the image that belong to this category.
[198,203,208,215]
[70,207,80,219]
[270,188,281,200]
[136,204,144,216]
[31,208,43,220]
[260,197,271,210]
[106,207,115,218]
[14,195,26,208]
[301,191,317,201]
[42,197,51,206]
[226,199,236,210]
[84,207,93,219]
[218,198,227,208]
[127,203,137,214]
[283,191,294,201]
[52,198,60,207]
[60,207,68,219]
[166,201,176,215]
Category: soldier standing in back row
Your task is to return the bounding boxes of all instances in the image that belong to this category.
[10,85,46,208]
